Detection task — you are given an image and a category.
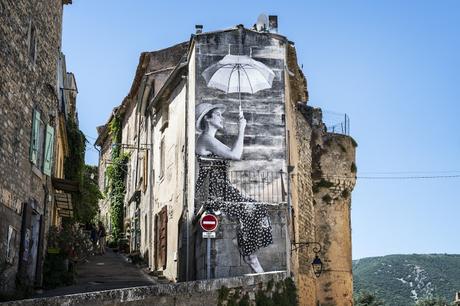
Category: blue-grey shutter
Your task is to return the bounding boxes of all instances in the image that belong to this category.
[43,125,54,176]
[30,110,41,164]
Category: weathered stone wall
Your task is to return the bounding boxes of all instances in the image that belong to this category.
[306,107,357,306]
[0,0,67,295]
[285,41,357,306]
[284,43,318,306]
[194,205,288,280]
[3,272,289,306]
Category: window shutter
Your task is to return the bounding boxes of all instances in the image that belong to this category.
[43,125,54,176]
[30,110,41,164]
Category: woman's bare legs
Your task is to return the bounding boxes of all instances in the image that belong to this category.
[243,254,264,273]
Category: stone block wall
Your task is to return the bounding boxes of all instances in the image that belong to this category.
[285,43,319,305]
[3,272,289,306]
[0,0,66,295]
[286,42,357,305]
[300,106,357,306]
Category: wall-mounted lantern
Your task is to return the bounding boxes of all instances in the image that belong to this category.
[311,254,323,278]
[291,241,323,277]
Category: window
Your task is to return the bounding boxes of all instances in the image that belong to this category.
[142,151,148,192]
[43,125,55,176]
[28,22,37,64]
[159,138,165,179]
[144,214,148,246]
[30,110,41,164]
[160,104,169,132]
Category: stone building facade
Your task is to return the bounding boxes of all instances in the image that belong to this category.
[96,20,356,305]
[0,0,72,297]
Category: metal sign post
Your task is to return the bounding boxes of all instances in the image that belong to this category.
[200,214,218,280]
[206,236,211,279]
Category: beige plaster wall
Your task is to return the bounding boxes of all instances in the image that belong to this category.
[150,84,187,280]
[97,134,112,231]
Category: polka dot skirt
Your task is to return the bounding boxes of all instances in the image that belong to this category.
[196,154,273,256]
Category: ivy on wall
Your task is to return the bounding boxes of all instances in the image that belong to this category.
[106,114,128,242]
[217,278,297,306]
[64,119,102,224]
[64,119,85,182]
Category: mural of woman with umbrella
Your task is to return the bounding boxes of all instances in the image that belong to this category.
[195,102,272,273]
[195,50,279,273]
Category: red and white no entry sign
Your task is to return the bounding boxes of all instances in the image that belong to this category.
[200,214,218,232]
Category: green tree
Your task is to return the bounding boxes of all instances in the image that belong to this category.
[415,297,453,306]
[79,165,103,223]
[354,291,385,306]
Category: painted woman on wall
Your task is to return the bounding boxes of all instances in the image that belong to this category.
[195,102,273,273]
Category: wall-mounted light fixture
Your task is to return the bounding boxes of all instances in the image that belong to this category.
[291,241,323,277]
[111,143,152,151]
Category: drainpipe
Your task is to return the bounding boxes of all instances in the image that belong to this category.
[134,76,152,252]
[148,112,154,271]
[182,74,190,281]
[284,45,293,277]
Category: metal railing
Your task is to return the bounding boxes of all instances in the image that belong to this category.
[195,165,287,205]
[323,111,350,135]
[227,170,287,204]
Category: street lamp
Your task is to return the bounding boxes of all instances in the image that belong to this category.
[291,241,323,277]
[311,255,323,278]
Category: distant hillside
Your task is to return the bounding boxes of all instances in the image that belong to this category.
[353,254,460,305]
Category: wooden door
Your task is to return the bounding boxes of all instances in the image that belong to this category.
[154,206,168,270]
[159,206,168,269]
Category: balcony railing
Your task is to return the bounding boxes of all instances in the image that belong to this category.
[195,164,287,206]
[226,170,287,204]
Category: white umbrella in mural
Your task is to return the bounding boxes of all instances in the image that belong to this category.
[202,54,276,108]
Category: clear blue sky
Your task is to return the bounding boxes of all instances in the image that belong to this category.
[62,0,460,260]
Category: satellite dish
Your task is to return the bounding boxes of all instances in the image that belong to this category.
[256,14,269,32]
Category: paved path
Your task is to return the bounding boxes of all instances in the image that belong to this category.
[35,249,155,298]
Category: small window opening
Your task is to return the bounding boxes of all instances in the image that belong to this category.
[28,22,37,64]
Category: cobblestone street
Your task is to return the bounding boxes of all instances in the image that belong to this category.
[34,249,155,298]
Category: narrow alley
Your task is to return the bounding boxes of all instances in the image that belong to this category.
[34,250,155,298]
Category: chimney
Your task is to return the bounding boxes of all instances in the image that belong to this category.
[269,15,278,33]
[195,25,203,34]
